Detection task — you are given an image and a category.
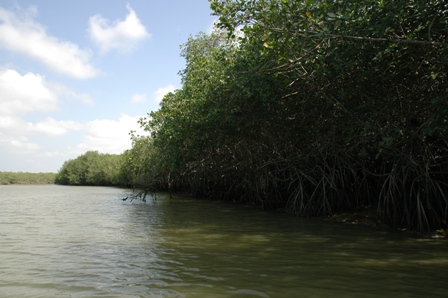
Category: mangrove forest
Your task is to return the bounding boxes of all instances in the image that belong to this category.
[56,0,448,234]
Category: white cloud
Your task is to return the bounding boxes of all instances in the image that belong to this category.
[10,138,40,151]
[78,114,147,154]
[0,113,148,171]
[0,6,99,79]
[37,151,65,158]
[30,123,66,136]
[0,68,94,119]
[0,116,24,134]
[0,115,83,137]
[131,93,147,103]
[0,135,40,152]
[27,117,84,136]
[49,83,94,105]
[0,69,57,116]
[0,114,146,170]
[153,84,176,104]
[88,4,150,53]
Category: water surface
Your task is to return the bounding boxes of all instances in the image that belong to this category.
[0,185,446,297]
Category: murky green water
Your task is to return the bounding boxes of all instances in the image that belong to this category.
[0,185,446,297]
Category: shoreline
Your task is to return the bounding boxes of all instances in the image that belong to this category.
[320,206,448,240]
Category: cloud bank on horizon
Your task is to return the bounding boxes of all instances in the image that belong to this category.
[0,1,216,172]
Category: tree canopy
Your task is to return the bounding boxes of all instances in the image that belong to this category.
[55,151,126,186]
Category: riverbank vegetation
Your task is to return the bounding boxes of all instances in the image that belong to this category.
[55,151,127,186]
[0,171,56,185]
[57,0,448,234]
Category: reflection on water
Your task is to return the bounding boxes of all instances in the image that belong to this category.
[0,185,447,297]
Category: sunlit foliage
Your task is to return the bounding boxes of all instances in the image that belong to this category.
[55,151,125,186]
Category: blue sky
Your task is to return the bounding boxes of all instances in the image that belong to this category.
[0,0,216,172]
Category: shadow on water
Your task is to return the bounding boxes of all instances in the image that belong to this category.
[0,185,447,297]
[121,192,448,298]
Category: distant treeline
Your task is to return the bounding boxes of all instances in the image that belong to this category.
[56,0,448,234]
[0,172,56,185]
[55,151,129,187]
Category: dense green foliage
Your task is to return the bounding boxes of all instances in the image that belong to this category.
[59,0,448,233]
[0,172,56,185]
[55,151,126,186]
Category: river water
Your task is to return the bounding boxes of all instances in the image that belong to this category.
[0,185,446,297]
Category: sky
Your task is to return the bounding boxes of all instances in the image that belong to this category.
[0,0,217,173]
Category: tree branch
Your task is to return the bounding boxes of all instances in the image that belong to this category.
[269,28,448,47]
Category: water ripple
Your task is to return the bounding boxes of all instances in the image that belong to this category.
[1,185,448,297]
